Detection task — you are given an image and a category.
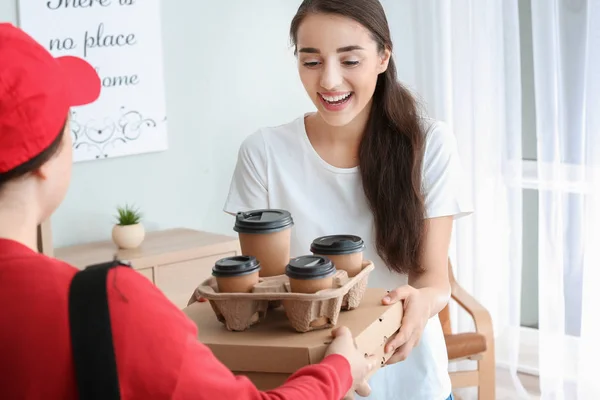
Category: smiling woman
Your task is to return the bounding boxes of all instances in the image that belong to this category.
[290,6,431,276]
[223,1,472,399]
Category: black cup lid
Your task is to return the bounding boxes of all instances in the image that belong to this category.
[285,255,336,280]
[310,235,365,255]
[234,209,294,234]
[212,256,261,277]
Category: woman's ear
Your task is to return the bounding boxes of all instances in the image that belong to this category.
[378,48,392,74]
[32,164,50,181]
[33,119,69,182]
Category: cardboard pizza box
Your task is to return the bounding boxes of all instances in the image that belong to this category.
[183,287,403,390]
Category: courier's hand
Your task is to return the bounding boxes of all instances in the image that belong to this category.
[325,326,376,398]
[382,286,429,364]
[187,291,208,306]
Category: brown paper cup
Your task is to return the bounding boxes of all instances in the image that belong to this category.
[238,229,291,277]
[310,235,365,277]
[212,255,261,293]
[234,209,294,277]
[216,271,260,293]
[288,276,334,294]
[285,255,336,294]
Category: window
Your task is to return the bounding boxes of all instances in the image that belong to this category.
[519,0,539,331]
[516,0,589,377]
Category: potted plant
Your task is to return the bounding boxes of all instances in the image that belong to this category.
[112,204,145,249]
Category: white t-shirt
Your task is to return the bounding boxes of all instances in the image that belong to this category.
[223,113,473,400]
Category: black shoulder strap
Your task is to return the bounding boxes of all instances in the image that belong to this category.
[68,259,130,400]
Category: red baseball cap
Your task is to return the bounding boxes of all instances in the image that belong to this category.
[0,23,101,174]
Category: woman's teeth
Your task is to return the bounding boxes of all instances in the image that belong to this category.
[321,93,352,104]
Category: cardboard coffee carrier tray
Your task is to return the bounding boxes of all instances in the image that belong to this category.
[192,261,375,333]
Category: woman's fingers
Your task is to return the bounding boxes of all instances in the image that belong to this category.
[385,324,414,354]
[382,285,414,305]
[393,341,416,363]
[385,337,418,365]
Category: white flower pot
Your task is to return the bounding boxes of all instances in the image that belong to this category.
[112,223,145,249]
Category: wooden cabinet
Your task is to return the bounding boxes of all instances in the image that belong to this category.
[54,228,241,309]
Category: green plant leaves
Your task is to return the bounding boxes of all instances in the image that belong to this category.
[115,203,142,226]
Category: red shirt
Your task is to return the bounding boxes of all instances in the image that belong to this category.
[0,239,352,399]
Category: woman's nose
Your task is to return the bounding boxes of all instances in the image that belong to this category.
[319,63,343,91]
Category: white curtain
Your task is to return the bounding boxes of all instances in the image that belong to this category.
[407,0,527,398]
[531,0,600,398]
[404,0,600,398]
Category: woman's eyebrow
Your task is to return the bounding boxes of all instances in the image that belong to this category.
[298,45,365,54]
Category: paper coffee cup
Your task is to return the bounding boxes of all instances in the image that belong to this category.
[310,235,365,277]
[285,255,336,294]
[234,209,294,277]
[212,255,261,293]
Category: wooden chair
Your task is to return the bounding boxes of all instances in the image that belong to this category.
[439,260,495,399]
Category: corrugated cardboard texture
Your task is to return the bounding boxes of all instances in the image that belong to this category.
[192,261,375,332]
[184,287,403,381]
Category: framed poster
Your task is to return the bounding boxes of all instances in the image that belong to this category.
[17,0,168,162]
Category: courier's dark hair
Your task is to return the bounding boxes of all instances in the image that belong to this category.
[290,0,427,275]
[0,119,67,191]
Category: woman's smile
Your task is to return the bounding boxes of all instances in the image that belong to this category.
[318,91,354,111]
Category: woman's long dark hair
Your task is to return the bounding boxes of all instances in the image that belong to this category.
[290,0,427,275]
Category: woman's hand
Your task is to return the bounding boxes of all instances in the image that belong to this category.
[381,285,431,365]
[379,216,454,365]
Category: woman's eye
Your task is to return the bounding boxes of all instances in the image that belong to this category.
[303,61,320,67]
[343,60,360,66]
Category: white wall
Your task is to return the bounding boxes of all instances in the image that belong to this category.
[1,0,417,248]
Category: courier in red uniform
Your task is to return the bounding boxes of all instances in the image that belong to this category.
[0,23,373,400]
